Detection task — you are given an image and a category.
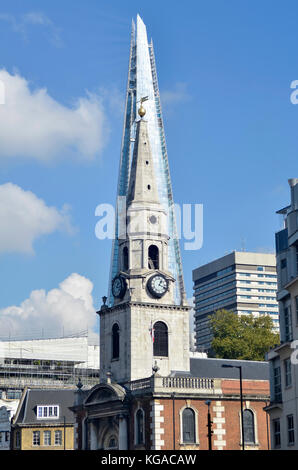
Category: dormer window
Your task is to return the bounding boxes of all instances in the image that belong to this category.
[37,405,59,419]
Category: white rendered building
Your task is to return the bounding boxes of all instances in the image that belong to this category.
[266,178,298,450]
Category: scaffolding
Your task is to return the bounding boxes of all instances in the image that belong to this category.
[0,331,100,395]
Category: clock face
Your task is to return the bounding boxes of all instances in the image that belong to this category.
[112,275,126,298]
[147,274,168,298]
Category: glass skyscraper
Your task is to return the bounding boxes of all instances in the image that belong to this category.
[108,14,186,306]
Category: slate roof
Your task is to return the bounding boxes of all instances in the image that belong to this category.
[14,388,76,426]
[172,357,269,381]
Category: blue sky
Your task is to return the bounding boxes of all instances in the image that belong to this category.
[0,0,297,338]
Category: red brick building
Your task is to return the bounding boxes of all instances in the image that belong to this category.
[72,357,270,450]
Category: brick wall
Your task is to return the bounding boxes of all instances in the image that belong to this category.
[133,378,270,450]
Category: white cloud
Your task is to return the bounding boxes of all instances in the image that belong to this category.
[0,11,62,47]
[0,273,97,340]
[161,82,190,107]
[0,69,108,162]
[0,182,75,254]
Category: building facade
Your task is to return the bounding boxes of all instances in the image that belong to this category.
[193,251,279,352]
[11,388,76,450]
[71,15,271,451]
[73,357,270,451]
[0,398,19,450]
[0,334,99,397]
[266,178,298,450]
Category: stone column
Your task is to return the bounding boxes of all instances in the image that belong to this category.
[118,414,128,450]
[89,420,98,450]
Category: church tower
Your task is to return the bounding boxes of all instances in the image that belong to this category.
[99,16,190,384]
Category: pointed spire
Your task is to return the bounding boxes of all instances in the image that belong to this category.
[127,117,160,207]
[108,16,187,306]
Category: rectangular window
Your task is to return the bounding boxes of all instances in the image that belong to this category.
[273,366,282,403]
[281,258,287,269]
[54,430,62,446]
[287,415,295,445]
[284,306,293,342]
[43,430,51,446]
[273,419,281,448]
[37,405,59,419]
[32,431,40,446]
[284,358,292,387]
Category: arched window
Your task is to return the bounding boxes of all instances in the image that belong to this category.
[153,321,168,357]
[148,245,159,269]
[243,409,255,444]
[182,408,196,443]
[112,323,120,359]
[104,434,118,450]
[123,247,129,271]
[136,409,144,445]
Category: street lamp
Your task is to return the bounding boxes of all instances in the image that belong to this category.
[205,400,213,450]
[222,364,245,450]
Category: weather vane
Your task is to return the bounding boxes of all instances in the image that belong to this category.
[138,96,148,118]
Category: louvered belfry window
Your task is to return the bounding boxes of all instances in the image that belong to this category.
[112,323,120,359]
[153,321,168,357]
[148,245,159,269]
[182,408,195,443]
[123,247,129,270]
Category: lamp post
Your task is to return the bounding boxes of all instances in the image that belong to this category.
[222,364,245,450]
[205,400,213,450]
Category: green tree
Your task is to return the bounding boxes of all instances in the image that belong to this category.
[209,309,280,361]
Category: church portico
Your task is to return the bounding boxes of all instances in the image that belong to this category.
[84,382,129,450]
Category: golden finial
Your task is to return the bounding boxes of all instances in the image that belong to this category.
[138,96,148,118]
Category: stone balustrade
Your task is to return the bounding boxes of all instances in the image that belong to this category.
[129,375,222,395]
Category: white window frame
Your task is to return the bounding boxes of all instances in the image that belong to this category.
[37,405,59,419]
[239,407,259,447]
[54,430,63,446]
[179,405,199,445]
[32,430,40,446]
[43,430,51,446]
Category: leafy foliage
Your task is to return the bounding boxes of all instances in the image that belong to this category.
[209,309,280,361]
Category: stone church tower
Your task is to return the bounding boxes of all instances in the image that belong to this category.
[99,105,190,384]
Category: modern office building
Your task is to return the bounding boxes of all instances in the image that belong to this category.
[265,178,298,450]
[193,251,279,352]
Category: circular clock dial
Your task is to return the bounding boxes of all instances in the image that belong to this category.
[112,276,126,298]
[148,274,168,298]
